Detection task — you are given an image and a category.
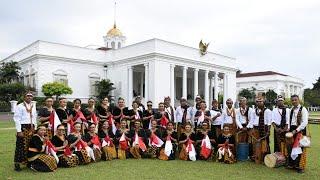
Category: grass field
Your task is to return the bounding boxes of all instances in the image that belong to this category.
[0,120,319,180]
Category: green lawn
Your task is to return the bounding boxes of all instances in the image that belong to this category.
[0,121,319,180]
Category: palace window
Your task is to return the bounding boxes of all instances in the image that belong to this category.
[53,70,68,85]
[89,73,101,97]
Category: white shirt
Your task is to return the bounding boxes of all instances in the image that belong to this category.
[247,108,272,128]
[221,108,236,129]
[290,105,308,132]
[236,107,253,129]
[210,109,223,126]
[174,106,192,123]
[272,107,290,126]
[13,102,37,132]
[165,106,175,121]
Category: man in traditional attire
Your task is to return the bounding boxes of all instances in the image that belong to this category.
[271,95,289,156]
[235,97,253,144]
[247,97,272,164]
[287,95,308,173]
[221,98,237,135]
[164,96,175,122]
[174,97,193,136]
[13,92,37,171]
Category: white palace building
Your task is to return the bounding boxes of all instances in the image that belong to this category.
[1,23,238,107]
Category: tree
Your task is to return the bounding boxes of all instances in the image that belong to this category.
[0,83,26,101]
[95,79,116,101]
[0,61,21,84]
[42,82,73,100]
[238,88,256,101]
[312,77,320,90]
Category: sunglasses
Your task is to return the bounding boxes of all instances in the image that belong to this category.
[58,129,65,131]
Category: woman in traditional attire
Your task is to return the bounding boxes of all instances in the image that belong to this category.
[143,101,155,129]
[98,121,117,160]
[146,119,163,158]
[178,122,197,161]
[96,97,113,131]
[159,122,178,160]
[154,102,170,129]
[194,100,211,131]
[217,125,236,164]
[38,97,56,139]
[128,101,143,129]
[67,122,91,165]
[82,98,99,133]
[27,125,57,172]
[56,97,72,135]
[196,121,216,160]
[51,124,79,167]
[115,119,131,159]
[129,120,148,159]
[82,123,102,162]
[69,99,86,135]
[112,97,130,129]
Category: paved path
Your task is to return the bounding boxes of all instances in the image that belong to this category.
[0,113,13,121]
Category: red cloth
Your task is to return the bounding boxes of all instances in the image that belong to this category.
[119,133,128,150]
[200,141,212,159]
[91,135,101,148]
[104,135,114,146]
[108,115,113,126]
[74,111,86,122]
[64,146,72,156]
[91,113,98,125]
[160,115,169,128]
[46,140,57,152]
[49,111,55,129]
[76,139,88,150]
[186,139,193,152]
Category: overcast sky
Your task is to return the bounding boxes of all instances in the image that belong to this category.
[0,0,319,88]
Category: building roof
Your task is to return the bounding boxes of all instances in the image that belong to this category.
[236,71,288,78]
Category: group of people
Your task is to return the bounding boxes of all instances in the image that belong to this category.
[13,92,309,173]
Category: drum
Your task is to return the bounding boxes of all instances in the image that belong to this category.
[264,152,286,168]
[236,143,249,161]
[285,132,294,145]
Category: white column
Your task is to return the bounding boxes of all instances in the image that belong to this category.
[127,66,133,106]
[194,68,199,99]
[182,66,188,98]
[214,72,219,100]
[204,70,209,105]
[170,64,175,105]
[210,76,213,104]
[103,66,108,79]
[144,63,149,101]
[140,72,144,97]
[223,73,228,108]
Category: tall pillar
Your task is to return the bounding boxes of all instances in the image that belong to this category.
[204,70,209,106]
[127,66,133,106]
[182,66,188,98]
[140,72,144,97]
[170,64,175,105]
[194,68,199,99]
[214,72,219,100]
[209,76,214,107]
[223,73,228,109]
[144,63,149,102]
[103,66,108,79]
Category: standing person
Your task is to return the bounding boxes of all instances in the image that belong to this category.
[210,99,223,138]
[69,99,86,135]
[96,97,113,131]
[174,97,193,136]
[27,125,57,172]
[56,97,72,134]
[128,101,143,129]
[221,98,237,135]
[287,95,309,173]
[164,96,175,122]
[112,97,130,128]
[82,98,99,132]
[142,101,155,129]
[191,95,202,124]
[194,101,211,131]
[135,96,145,112]
[247,97,272,164]
[13,92,37,171]
[154,102,170,128]
[38,97,56,139]
[271,95,289,155]
[235,97,253,143]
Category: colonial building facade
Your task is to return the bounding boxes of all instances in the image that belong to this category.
[2,24,238,107]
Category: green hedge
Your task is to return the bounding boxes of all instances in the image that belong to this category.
[0,101,11,112]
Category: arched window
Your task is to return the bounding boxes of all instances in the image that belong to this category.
[111,41,115,49]
[88,73,101,97]
[118,42,121,49]
[53,69,68,85]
